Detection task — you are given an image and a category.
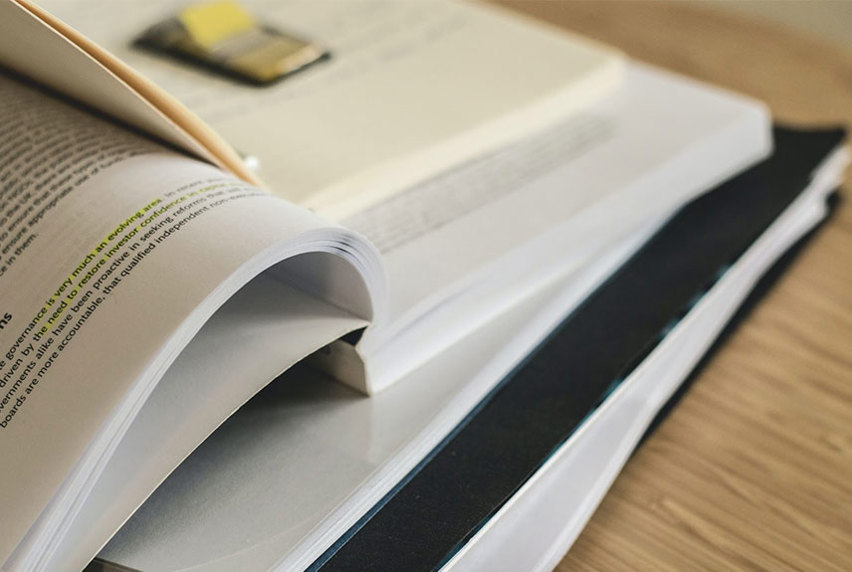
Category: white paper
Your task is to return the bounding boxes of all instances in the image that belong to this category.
[37,0,623,216]
[355,63,771,391]
[0,72,382,571]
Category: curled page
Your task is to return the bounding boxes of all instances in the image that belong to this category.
[0,70,384,569]
[0,0,259,185]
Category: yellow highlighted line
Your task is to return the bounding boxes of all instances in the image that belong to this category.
[33,185,225,332]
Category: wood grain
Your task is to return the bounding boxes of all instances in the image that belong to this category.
[494,2,852,569]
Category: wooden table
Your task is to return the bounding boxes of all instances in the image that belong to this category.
[496,2,852,569]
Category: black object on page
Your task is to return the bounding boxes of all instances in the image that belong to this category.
[310,126,846,572]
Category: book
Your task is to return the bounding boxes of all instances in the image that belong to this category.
[16,0,773,395]
[312,127,847,572]
[0,0,798,570]
[89,128,846,572]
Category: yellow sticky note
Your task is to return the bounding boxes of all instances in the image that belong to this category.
[179,1,255,49]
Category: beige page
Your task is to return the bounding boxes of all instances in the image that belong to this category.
[30,0,623,218]
[0,0,258,185]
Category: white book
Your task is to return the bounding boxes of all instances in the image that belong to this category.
[87,135,848,572]
[0,0,771,570]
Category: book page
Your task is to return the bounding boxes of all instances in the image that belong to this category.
[347,64,770,391]
[0,71,382,567]
[38,0,623,218]
[0,0,258,185]
[95,265,577,572]
[27,272,369,572]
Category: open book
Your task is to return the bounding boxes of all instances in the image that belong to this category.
[0,0,772,569]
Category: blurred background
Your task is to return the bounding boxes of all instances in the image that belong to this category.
[707,0,852,54]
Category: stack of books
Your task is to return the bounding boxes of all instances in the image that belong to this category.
[0,0,845,570]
